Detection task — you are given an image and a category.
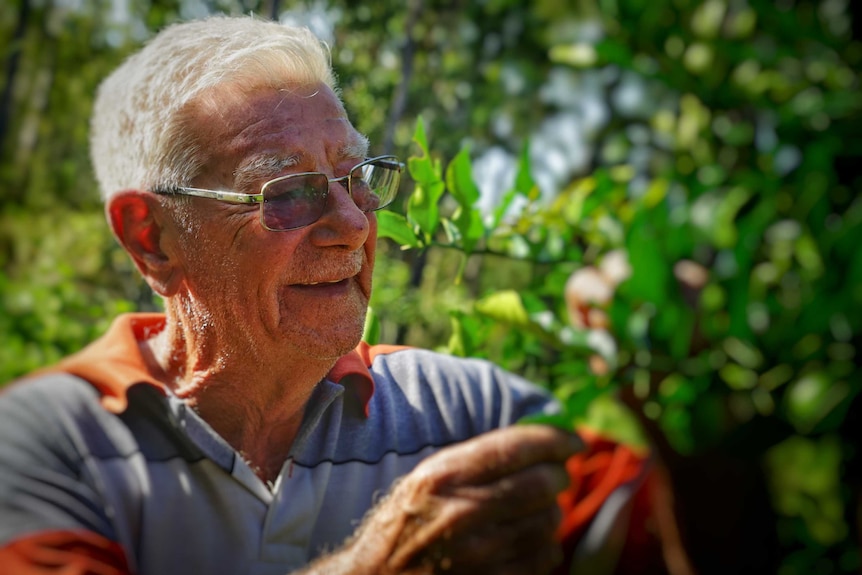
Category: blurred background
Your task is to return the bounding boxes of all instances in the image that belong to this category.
[1,0,860,573]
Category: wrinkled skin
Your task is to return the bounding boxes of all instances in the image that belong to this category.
[304,425,582,575]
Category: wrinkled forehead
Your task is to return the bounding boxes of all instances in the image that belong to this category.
[190,81,349,138]
[185,82,368,184]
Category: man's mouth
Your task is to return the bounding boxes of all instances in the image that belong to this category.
[293,253,365,288]
[300,279,347,286]
[293,276,356,289]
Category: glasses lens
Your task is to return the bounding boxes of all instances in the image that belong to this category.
[262,173,328,230]
[350,158,401,212]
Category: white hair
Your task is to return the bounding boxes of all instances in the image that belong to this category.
[89,15,338,200]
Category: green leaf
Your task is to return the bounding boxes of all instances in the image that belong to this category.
[624,217,670,305]
[445,147,486,254]
[714,187,753,249]
[453,208,485,255]
[785,372,850,434]
[376,210,422,248]
[446,147,480,207]
[594,39,634,66]
[362,306,380,345]
[492,142,534,229]
[407,169,444,239]
[491,187,520,230]
[407,117,444,238]
[514,141,536,196]
[448,315,466,357]
[562,383,607,420]
[577,393,648,449]
[474,290,530,327]
[447,310,483,357]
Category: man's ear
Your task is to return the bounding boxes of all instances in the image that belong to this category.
[106,191,180,297]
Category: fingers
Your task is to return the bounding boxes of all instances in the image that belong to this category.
[448,506,563,567]
[396,461,568,541]
[442,462,570,520]
[410,425,583,486]
[349,426,581,574]
[383,429,578,572]
[405,506,564,574]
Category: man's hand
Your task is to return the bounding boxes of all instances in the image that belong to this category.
[307,425,582,575]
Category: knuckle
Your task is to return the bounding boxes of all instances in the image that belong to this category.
[406,456,457,493]
[523,463,569,502]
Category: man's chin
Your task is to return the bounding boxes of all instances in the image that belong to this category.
[283,320,366,361]
[303,338,363,362]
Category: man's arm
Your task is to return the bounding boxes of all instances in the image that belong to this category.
[300,425,582,575]
[0,424,578,575]
[0,368,580,575]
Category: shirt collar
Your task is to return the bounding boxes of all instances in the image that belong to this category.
[42,313,377,416]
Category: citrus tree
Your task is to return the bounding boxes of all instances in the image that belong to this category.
[366,1,862,570]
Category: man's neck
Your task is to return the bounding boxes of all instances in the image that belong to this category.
[143,315,335,483]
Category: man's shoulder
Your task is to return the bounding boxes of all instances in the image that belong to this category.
[0,372,137,464]
[365,345,501,372]
[364,346,557,429]
[0,374,97,469]
[367,346,544,395]
[0,371,104,419]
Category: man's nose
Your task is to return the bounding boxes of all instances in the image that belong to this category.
[309,178,370,248]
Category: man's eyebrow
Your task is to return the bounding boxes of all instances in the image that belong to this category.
[232,134,370,191]
[233,154,299,191]
[340,133,370,160]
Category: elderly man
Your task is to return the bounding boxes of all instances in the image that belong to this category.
[0,15,600,575]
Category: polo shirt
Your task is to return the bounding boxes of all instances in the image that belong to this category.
[0,313,569,574]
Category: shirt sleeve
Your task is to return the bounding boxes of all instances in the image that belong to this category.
[0,376,132,574]
[0,530,131,575]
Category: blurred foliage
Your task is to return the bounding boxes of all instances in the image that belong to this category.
[2,0,861,572]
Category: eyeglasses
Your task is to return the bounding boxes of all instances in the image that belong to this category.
[155,155,403,231]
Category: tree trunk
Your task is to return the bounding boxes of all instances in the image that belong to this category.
[0,0,31,161]
[382,0,422,154]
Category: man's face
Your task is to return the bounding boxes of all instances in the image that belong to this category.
[165,84,377,362]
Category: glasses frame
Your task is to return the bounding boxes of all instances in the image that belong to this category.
[156,155,403,231]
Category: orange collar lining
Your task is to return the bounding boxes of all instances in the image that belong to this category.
[36,313,404,417]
